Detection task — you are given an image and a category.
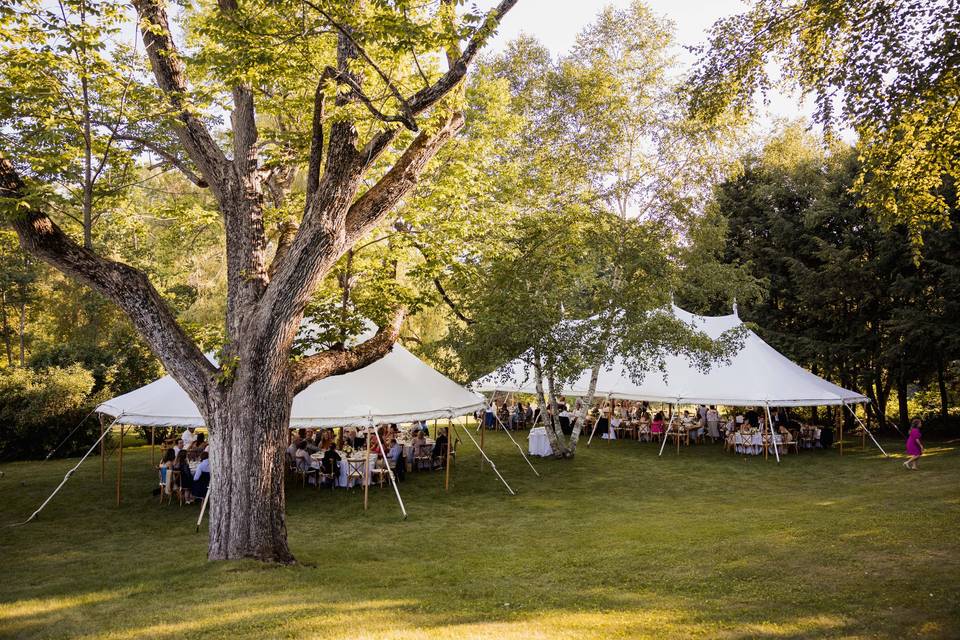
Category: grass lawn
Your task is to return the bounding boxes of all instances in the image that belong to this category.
[1,428,958,639]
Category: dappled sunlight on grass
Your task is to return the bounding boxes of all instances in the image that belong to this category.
[1,433,958,638]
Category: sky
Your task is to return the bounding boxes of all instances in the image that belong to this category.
[473,0,820,138]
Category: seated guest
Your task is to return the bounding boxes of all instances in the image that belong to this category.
[295,440,320,471]
[193,451,211,498]
[158,447,176,484]
[173,438,184,457]
[321,443,341,484]
[285,436,299,460]
[175,450,194,503]
[387,438,402,465]
[181,426,197,450]
[432,428,449,466]
[413,430,427,449]
[651,412,665,435]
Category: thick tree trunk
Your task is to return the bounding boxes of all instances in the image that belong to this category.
[206,360,295,563]
[937,355,949,420]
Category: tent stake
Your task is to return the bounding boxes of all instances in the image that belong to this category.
[454,421,515,495]
[843,402,888,457]
[372,422,408,519]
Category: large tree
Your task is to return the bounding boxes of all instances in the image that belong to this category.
[0,0,517,563]
[687,0,960,244]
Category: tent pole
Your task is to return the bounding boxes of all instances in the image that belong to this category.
[658,413,676,457]
[364,427,371,511]
[151,426,155,467]
[99,413,106,482]
[116,424,124,506]
[196,489,211,533]
[372,422,407,519]
[444,418,452,491]
[764,404,780,463]
[843,402,888,457]
[454,421,515,495]
[838,409,843,456]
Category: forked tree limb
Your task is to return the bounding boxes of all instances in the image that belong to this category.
[0,158,217,405]
[133,0,229,194]
[290,307,406,393]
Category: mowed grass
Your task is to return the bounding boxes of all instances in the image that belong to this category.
[1,428,959,639]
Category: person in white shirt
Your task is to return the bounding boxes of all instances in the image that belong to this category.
[173,438,184,458]
[294,441,320,471]
[193,453,210,481]
[181,427,197,450]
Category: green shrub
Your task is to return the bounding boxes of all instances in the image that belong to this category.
[0,364,98,461]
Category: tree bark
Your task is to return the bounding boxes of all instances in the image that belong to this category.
[568,360,601,456]
[545,364,569,456]
[206,361,294,563]
[532,353,564,457]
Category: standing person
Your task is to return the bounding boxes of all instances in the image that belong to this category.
[181,426,197,450]
[484,400,496,429]
[904,418,924,470]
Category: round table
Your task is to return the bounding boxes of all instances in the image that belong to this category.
[528,427,552,457]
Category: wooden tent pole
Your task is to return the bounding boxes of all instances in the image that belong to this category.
[444,419,452,491]
[115,425,124,506]
[151,426,156,467]
[838,409,843,456]
[364,426,371,511]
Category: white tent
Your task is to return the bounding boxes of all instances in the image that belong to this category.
[98,329,484,428]
[473,305,869,408]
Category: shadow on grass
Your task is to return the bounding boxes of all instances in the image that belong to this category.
[1,433,958,639]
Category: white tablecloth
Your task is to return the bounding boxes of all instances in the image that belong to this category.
[528,427,552,457]
[733,433,783,455]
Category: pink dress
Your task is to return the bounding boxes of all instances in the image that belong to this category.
[651,419,663,434]
[906,427,922,456]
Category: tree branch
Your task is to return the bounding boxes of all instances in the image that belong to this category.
[133,0,229,193]
[116,133,208,187]
[0,158,217,406]
[304,1,417,130]
[346,112,465,244]
[407,0,519,116]
[290,307,405,394]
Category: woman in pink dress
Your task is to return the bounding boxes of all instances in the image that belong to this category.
[650,411,665,441]
[904,418,924,470]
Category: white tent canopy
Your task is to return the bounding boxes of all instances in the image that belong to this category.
[474,306,868,408]
[98,324,484,428]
